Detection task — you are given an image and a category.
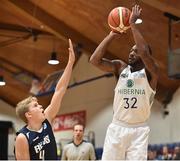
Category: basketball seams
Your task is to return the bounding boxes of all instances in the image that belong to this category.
[110,13,119,27]
[118,7,124,29]
[123,8,130,26]
[111,8,120,27]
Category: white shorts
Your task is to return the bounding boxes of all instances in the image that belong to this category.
[102,122,150,160]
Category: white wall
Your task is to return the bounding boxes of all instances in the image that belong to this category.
[148,87,180,144]
[148,100,171,144]
[169,87,180,141]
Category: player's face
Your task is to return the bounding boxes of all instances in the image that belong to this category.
[128,45,141,65]
[73,125,84,141]
[27,98,45,122]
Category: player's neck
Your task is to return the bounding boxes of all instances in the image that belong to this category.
[130,63,144,72]
[130,66,142,72]
[74,139,83,146]
[27,121,43,131]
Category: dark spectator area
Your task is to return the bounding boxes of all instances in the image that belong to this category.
[95,142,180,160]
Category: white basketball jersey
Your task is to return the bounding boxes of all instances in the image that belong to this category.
[113,65,156,124]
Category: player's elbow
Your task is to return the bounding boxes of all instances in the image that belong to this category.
[154,66,160,78]
[16,153,23,160]
[89,55,100,66]
[151,64,159,82]
[89,55,95,64]
[56,87,66,95]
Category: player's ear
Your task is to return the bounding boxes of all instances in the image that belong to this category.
[147,45,152,55]
[25,111,32,119]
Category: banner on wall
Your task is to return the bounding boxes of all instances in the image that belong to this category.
[52,111,86,131]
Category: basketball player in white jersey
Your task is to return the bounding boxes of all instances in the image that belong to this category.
[90,5,159,160]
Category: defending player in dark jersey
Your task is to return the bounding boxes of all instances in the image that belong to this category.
[16,119,57,160]
[15,39,75,160]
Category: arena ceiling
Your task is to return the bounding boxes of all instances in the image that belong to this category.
[0,0,180,107]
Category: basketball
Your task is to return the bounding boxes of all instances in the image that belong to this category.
[108,7,131,33]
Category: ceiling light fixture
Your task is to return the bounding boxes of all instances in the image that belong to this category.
[0,75,6,86]
[135,18,142,24]
[48,51,59,65]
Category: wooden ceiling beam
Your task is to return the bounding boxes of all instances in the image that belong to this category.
[1,86,51,107]
[1,97,16,107]
[0,22,52,35]
[5,0,108,56]
[0,57,40,79]
[0,77,29,107]
[0,70,51,107]
[140,0,180,17]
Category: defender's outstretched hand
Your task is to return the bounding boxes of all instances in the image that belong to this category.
[129,5,142,24]
[68,39,75,64]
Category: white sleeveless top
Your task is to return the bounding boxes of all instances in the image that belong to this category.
[113,65,156,125]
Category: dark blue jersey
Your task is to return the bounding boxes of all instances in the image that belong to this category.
[16,119,57,160]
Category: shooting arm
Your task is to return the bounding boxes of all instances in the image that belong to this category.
[89,32,126,75]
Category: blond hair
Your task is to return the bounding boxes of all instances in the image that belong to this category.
[16,96,36,123]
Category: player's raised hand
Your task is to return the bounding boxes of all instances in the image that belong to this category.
[129,5,142,24]
[68,39,75,64]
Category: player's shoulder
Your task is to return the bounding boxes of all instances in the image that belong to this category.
[112,59,126,66]
[112,59,127,76]
[83,141,94,147]
[64,141,73,148]
[16,133,26,139]
[15,133,28,144]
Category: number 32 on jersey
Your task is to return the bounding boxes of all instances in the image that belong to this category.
[123,97,137,109]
